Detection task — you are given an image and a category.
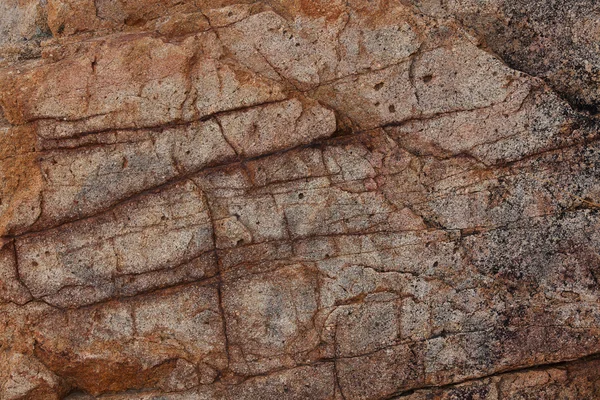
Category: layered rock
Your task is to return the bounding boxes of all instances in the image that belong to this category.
[1,1,599,399]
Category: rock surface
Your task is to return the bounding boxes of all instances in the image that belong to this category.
[1,1,600,399]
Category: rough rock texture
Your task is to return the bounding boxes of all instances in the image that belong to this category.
[1,1,600,399]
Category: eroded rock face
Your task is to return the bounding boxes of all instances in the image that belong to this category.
[1,1,599,399]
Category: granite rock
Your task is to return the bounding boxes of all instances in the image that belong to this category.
[1,1,600,399]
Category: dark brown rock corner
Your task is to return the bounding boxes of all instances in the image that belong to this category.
[1,1,600,399]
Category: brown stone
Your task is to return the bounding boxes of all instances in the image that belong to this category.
[1,0,600,399]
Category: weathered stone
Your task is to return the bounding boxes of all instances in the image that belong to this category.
[1,0,600,398]
[0,0,49,67]
[410,0,600,112]
[0,125,43,236]
[34,282,227,394]
[0,239,32,305]
[222,263,322,375]
[16,180,216,307]
[399,357,600,399]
